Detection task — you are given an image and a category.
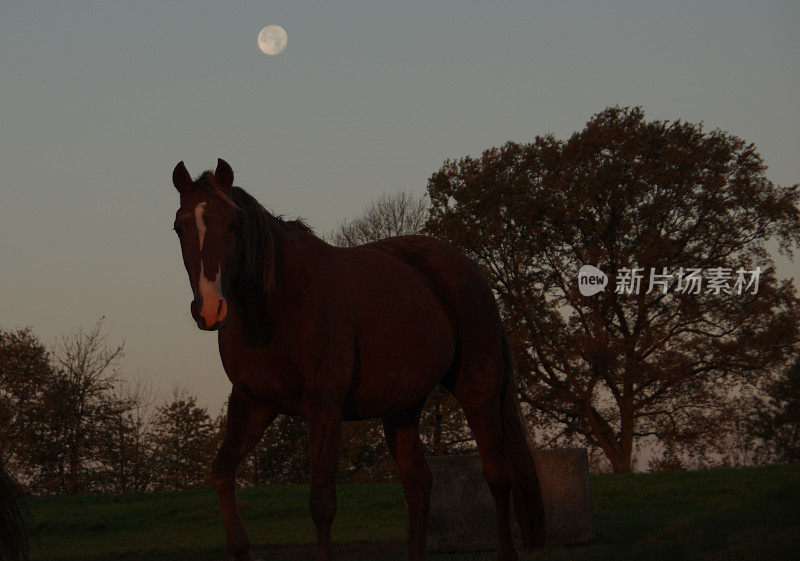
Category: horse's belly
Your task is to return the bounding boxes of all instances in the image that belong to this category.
[344,287,456,419]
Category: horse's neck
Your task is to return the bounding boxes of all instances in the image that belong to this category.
[274,226,329,285]
[228,225,330,348]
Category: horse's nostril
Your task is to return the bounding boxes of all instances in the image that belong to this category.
[217,299,224,315]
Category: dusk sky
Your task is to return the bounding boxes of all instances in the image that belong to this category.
[1,1,798,412]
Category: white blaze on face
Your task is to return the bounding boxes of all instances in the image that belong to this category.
[194,202,208,250]
[194,202,224,323]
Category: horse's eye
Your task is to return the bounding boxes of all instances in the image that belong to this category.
[228,221,239,232]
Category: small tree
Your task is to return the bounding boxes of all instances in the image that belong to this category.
[338,420,394,482]
[329,191,428,247]
[426,106,800,472]
[419,391,475,456]
[97,379,157,493]
[38,318,127,493]
[151,389,217,490]
[0,327,54,479]
[240,415,310,485]
[756,359,800,462]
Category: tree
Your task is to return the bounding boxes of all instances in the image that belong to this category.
[338,420,394,482]
[36,318,128,493]
[426,106,800,472]
[1,321,147,494]
[329,191,429,247]
[96,379,157,493]
[239,415,310,485]
[649,383,772,471]
[756,358,800,462]
[418,392,475,456]
[0,327,54,479]
[151,389,217,490]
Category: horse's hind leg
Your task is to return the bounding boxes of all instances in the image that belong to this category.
[212,388,276,561]
[307,407,343,561]
[446,377,518,561]
[383,404,432,561]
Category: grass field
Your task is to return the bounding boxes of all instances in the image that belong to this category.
[25,464,800,561]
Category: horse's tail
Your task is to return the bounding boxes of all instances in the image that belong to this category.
[499,329,546,552]
[0,462,29,561]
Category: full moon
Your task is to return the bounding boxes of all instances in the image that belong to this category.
[258,25,287,56]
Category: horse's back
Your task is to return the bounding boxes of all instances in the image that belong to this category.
[358,235,501,327]
[335,235,502,419]
[362,235,506,397]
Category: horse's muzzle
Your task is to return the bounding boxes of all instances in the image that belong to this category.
[191,297,228,331]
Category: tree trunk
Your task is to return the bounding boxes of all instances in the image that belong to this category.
[594,437,633,473]
[584,402,635,472]
[609,451,633,473]
[616,395,635,473]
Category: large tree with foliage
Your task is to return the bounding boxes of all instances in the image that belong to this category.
[426,106,800,472]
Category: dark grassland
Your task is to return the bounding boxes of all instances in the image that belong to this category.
[25,464,800,561]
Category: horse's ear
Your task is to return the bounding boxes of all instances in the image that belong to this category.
[215,158,234,194]
[172,161,192,194]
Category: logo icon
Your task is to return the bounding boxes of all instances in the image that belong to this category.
[578,265,608,296]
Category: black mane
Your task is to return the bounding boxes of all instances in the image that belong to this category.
[224,185,313,346]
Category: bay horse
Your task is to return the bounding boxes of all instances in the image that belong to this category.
[170,159,545,561]
[0,462,29,561]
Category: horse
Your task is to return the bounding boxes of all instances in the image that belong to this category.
[170,158,545,561]
[0,462,29,561]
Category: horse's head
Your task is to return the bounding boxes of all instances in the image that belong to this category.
[172,158,240,331]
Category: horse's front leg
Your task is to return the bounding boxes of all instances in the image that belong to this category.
[307,407,343,561]
[211,388,276,561]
